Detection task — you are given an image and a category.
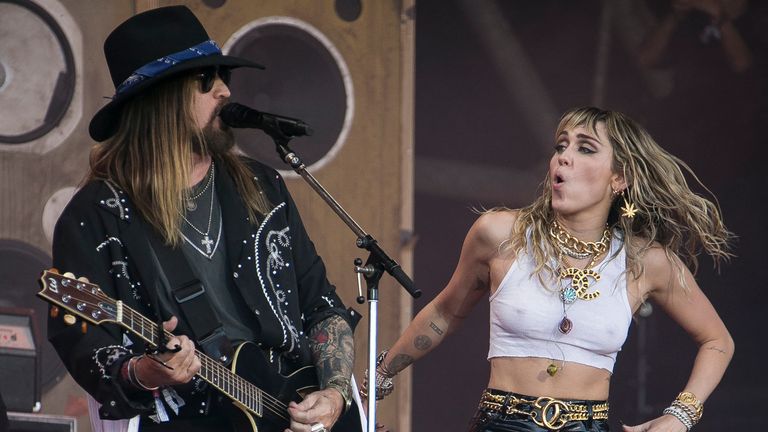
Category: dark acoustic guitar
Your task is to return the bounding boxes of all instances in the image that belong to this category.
[39,269,362,431]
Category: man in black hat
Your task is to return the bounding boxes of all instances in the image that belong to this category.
[47,6,358,432]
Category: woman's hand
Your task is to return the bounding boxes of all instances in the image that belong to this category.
[622,414,688,432]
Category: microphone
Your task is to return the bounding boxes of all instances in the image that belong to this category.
[219,103,314,137]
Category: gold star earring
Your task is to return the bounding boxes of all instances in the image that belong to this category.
[619,189,638,218]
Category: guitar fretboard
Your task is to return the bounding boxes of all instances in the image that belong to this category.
[120,304,264,416]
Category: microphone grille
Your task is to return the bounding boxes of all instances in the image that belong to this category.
[219,103,247,127]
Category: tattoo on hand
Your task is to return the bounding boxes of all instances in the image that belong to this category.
[388,353,414,373]
[414,335,432,351]
[429,322,444,336]
[309,315,354,389]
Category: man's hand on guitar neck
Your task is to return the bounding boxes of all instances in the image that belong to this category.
[286,388,344,432]
[134,316,201,389]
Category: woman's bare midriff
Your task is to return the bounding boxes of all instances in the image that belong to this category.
[488,356,611,400]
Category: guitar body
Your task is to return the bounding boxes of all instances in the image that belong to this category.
[227,341,314,431]
[226,342,362,432]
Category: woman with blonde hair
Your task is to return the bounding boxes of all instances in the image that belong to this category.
[364,106,734,431]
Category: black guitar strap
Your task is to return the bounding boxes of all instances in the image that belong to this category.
[147,232,234,364]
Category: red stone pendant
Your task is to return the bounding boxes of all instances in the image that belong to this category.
[558,317,573,334]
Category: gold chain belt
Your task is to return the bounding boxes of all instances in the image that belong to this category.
[479,390,609,430]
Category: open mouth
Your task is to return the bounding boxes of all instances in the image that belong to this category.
[554,174,564,184]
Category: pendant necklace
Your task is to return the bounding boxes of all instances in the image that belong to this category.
[556,252,602,335]
[547,342,567,377]
[545,220,611,376]
[185,163,214,211]
[549,220,611,335]
[180,164,217,256]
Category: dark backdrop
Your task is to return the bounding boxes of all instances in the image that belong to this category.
[411,1,767,430]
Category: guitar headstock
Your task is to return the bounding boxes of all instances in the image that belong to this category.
[38,269,120,326]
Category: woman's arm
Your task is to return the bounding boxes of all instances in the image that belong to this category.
[623,247,734,432]
[379,211,515,377]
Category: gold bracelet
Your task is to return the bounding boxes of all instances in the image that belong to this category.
[675,391,703,423]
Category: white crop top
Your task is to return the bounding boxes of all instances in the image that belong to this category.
[488,233,632,372]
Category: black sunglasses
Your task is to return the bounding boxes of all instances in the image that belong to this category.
[196,66,232,93]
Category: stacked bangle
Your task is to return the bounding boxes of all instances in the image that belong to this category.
[662,391,703,431]
[360,350,395,400]
[126,355,159,391]
[675,391,703,419]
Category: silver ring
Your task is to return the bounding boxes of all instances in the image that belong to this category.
[310,423,327,432]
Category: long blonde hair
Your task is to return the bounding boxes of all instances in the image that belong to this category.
[88,73,271,246]
[505,107,733,286]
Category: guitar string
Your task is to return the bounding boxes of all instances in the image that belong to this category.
[55,290,290,420]
[125,307,291,419]
[126,306,290,420]
[48,275,293,420]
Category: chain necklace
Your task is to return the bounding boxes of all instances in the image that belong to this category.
[550,219,610,258]
[180,164,216,255]
[185,162,214,211]
[549,220,611,335]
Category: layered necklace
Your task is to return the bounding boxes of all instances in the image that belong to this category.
[185,162,214,211]
[549,219,611,334]
[180,162,218,257]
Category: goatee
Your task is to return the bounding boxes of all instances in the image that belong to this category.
[204,121,235,155]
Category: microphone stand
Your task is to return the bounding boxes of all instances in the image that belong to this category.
[265,128,420,432]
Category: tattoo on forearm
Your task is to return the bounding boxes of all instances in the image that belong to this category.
[706,346,727,354]
[388,353,414,374]
[429,322,444,336]
[308,315,354,388]
[414,335,432,351]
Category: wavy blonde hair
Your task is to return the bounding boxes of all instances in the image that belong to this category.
[88,72,271,246]
[503,106,733,287]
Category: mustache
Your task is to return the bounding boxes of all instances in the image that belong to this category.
[209,99,230,124]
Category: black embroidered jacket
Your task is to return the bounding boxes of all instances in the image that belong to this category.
[47,158,354,420]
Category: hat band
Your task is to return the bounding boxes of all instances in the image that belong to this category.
[114,39,222,96]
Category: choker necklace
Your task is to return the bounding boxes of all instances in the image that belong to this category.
[180,164,217,255]
[549,220,611,335]
[550,219,611,257]
[185,163,214,211]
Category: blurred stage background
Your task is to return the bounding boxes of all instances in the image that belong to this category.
[0,0,765,431]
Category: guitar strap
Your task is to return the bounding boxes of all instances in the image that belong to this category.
[147,232,234,365]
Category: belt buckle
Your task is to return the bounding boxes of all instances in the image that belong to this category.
[531,397,570,430]
[503,395,524,415]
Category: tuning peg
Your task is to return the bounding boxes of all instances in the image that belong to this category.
[63,314,76,326]
[50,306,60,318]
[63,272,75,279]
[48,268,60,274]
[81,322,88,334]
[78,276,90,282]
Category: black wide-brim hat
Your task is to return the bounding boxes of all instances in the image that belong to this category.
[89,6,263,142]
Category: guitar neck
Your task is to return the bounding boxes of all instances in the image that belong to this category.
[117,303,264,416]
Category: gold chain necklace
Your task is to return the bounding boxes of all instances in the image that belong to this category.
[550,219,611,257]
[549,220,611,334]
[545,221,612,376]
